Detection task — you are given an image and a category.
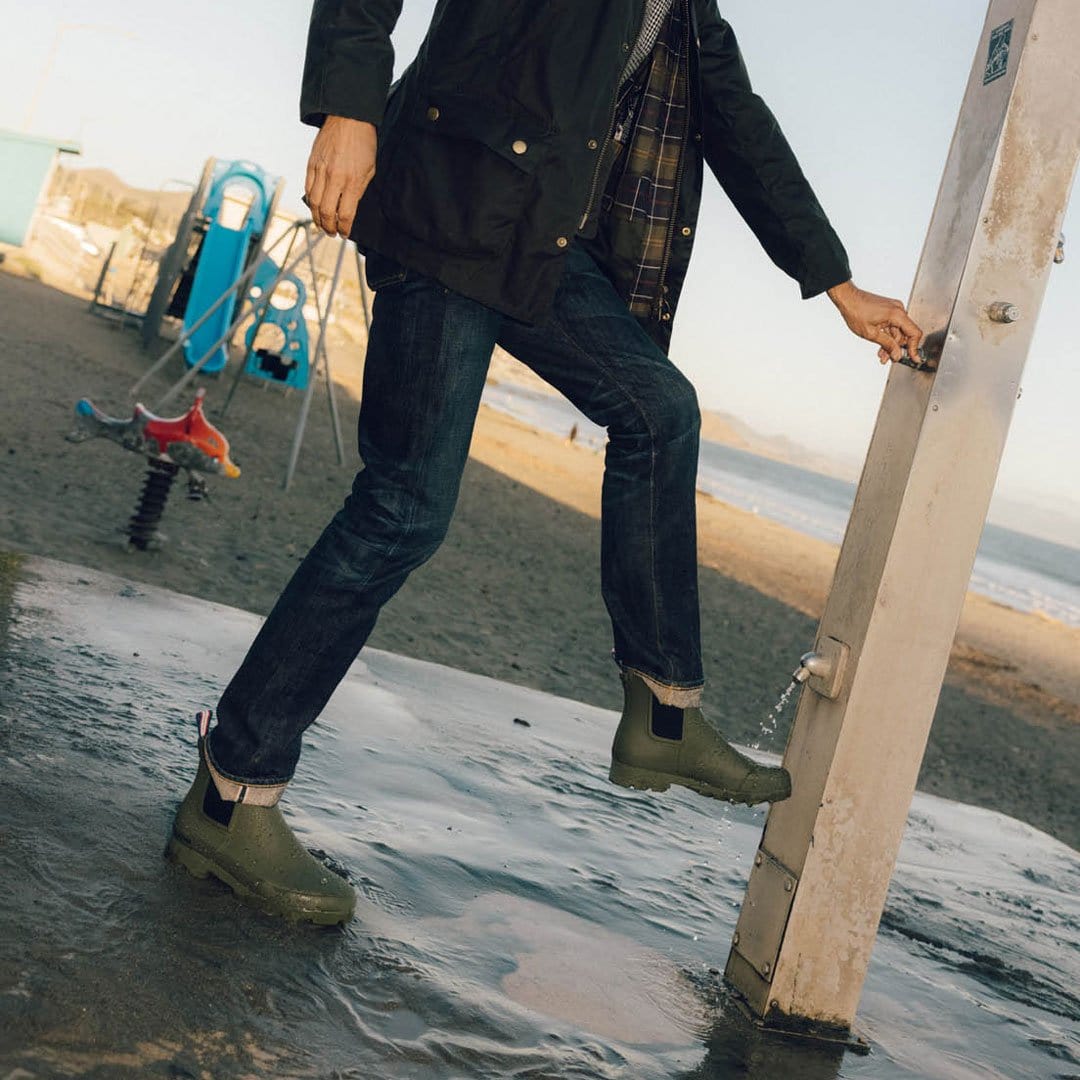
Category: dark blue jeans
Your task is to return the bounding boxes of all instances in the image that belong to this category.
[209,242,703,785]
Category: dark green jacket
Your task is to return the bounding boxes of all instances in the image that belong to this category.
[301,0,850,349]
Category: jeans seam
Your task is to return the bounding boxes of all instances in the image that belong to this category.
[350,292,454,595]
[540,316,671,681]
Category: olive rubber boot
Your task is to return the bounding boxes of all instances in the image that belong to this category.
[165,716,355,926]
[609,672,792,806]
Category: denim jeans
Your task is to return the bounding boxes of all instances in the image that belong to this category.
[208,242,703,786]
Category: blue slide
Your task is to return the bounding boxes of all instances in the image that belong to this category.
[181,161,277,373]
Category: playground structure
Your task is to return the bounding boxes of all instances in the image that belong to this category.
[89,156,332,398]
[171,160,280,376]
[81,154,373,490]
[724,0,1080,1047]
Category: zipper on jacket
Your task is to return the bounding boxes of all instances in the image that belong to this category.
[579,93,623,231]
[579,12,645,232]
[653,0,691,323]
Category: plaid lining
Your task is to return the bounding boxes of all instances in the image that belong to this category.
[604,0,690,319]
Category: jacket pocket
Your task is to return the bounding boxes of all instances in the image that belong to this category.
[380,95,549,258]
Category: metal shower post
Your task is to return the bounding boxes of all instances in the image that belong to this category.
[725,0,1080,1039]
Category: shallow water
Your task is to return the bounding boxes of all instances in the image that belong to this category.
[0,555,1077,1079]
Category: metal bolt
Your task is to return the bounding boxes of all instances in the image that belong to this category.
[987,301,1021,324]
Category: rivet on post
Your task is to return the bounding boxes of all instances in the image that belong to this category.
[987,301,1021,323]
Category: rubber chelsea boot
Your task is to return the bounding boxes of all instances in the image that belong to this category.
[609,672,792,806]
[165,714,355,926]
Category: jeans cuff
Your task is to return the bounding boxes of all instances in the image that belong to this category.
[203,728,290,806]
[618,663,704,709]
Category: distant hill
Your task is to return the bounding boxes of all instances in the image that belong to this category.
[698,409,859,481]
[51,166,193,227]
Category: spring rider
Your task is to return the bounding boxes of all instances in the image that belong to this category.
[68,390,240,550]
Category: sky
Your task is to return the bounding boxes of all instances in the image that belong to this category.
[3,0,1078,535]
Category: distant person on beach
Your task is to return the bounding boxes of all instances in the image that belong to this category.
[167,0,924,924]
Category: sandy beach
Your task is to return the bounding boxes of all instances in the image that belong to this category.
[1,266,1077,849]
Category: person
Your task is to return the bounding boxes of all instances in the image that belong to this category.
[166,0,924,925]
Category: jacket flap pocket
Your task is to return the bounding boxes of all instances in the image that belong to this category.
[407,95,550,174]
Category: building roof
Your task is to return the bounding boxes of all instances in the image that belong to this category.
[0,129,81,155]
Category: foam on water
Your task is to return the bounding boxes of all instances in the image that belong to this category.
[0,555,1077,1079]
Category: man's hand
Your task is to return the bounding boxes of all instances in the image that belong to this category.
[827,281,924,365]
[304,117,378,238]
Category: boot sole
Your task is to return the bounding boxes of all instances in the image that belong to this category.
[165,832,353,927]
[609,760,790,807]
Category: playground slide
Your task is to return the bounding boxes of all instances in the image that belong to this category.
[180,223,250,374]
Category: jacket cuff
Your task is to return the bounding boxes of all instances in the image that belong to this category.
[300,91,386,130]
[800,258,852,301]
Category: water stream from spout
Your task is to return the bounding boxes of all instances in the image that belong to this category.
[751,679,799,752]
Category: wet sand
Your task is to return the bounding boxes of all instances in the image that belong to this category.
[0,269,1078,849]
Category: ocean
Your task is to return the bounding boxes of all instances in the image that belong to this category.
[482,382,1080,629]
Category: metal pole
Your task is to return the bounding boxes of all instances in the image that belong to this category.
[725,0,1080,1039]
[130,220,303,399]
[355,248,372,336]
[88,242,116,313]
[283,237,348,489]
[319,241,348,467]
[218,224,305,418]
[301,235,347,468]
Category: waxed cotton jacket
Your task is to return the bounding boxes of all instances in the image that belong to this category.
[300,0,851,350]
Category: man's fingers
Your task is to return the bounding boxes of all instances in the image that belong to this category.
[874,326,904,361]
[335,174,370,238]
[888,307,925,356]
[306,166,329,232]
[316,173,345,237]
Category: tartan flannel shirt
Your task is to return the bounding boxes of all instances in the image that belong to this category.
[602,0,691,319]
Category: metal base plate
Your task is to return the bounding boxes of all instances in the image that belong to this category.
[732,996,872,1056]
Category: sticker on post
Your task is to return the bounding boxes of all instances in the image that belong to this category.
[984,19,1014,85]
